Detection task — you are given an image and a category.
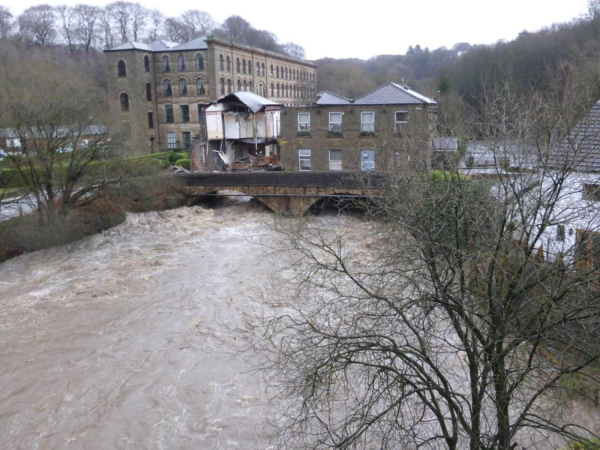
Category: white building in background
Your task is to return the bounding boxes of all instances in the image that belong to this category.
[535,101,600,269]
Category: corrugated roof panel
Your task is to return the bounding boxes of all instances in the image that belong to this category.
[216,91,282,113]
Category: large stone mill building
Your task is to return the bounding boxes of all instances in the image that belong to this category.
[105,36,317,154]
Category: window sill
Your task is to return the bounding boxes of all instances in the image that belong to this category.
[297,132,311,137]
[360,132,376,137]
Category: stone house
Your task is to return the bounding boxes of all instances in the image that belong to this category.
[279,83,438,172]
[105,36,317,155]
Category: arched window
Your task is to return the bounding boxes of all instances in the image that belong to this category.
[178,54,185,71]
[243,80,247,91]
[162,55,170,72]
[249,80,253,92]
[256,62,260,76]
[243,60,246,74]
[118,60,126,77]
[197,77,205,95]
[276,83,280,97]
[146,83,152,101]
[144,55,149,72]
[163,79,172,96]
[270,64,274,76]
[237,78,241,91]
[179,78,188,96]
[120,92,129,111]
[285,68,288,79]
[276,66,280,78]
[226,56,231,71]
[219,54,224,71]
[227,78,232,94]
[270,83,274,97]
[261,63,265,76]
[236,57,240,73]
[195,54,204,71]
[220,77,225,95]
[248,60,252,75]
[258,83,264,96]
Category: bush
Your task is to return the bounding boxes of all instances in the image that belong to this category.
[169,151,189,164]
[0,168,26,188]
[0,197,126,262]
[174,158,190,170]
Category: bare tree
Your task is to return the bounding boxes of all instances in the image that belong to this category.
[0,46,115,225]
[56,5,76,52]
[253,83,600,449]
[0,5,14,38]
[282,42,306,59]
[146,9,164,42]
[164,10,215,42]
[219,15,252,42]
[181,9,215,38]
[73,4,99,53]
[18,4,57,46]
[129,2,147,42]
[99,7,115,49]
[106,1,130,44]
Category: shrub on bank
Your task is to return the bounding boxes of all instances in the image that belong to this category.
[0,198,126,262]
[0,173,186,263]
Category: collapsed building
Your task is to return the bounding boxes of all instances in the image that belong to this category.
[190,91,282,171]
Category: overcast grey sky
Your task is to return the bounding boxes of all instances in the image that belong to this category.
[6,0,593,59]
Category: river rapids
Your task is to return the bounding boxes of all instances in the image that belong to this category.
[0,204,296,449]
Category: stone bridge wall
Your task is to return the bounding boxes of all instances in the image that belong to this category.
[178,171,387,215]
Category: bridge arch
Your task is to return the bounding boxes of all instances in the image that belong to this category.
[186,190,279,214]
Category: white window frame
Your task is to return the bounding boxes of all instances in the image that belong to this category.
[395,110,409,133]
[361,112,375,133]
[329,149,342,171]
[329,112,342,132]
[298,149,311,171]
[298,113,310,132]
[167,132,176,149]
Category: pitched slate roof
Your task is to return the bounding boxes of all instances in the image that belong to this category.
[106,41,154,52]
[550,100,600,173]
[315,91,352,105]
[216,91,281,113]
[353,82,437,105]
[106,40,179,52]
[170,36,208,51]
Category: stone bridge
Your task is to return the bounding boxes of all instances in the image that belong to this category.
[177,171,387,215]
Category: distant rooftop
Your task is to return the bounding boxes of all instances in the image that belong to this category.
[550,100,600,173]
[315,91,353,105]
[314,82,437,106]
[105,36,315,66]
[106,40,179,52]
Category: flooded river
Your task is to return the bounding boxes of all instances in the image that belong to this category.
[1,203,599,450]
[0,204,293,449]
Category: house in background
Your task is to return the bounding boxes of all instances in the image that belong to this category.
[536,100,600,269]
[279,83,438,172]
[191,91,282,171]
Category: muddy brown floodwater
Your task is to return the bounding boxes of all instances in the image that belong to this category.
[0,204,297,450]
[2,204,599,450]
